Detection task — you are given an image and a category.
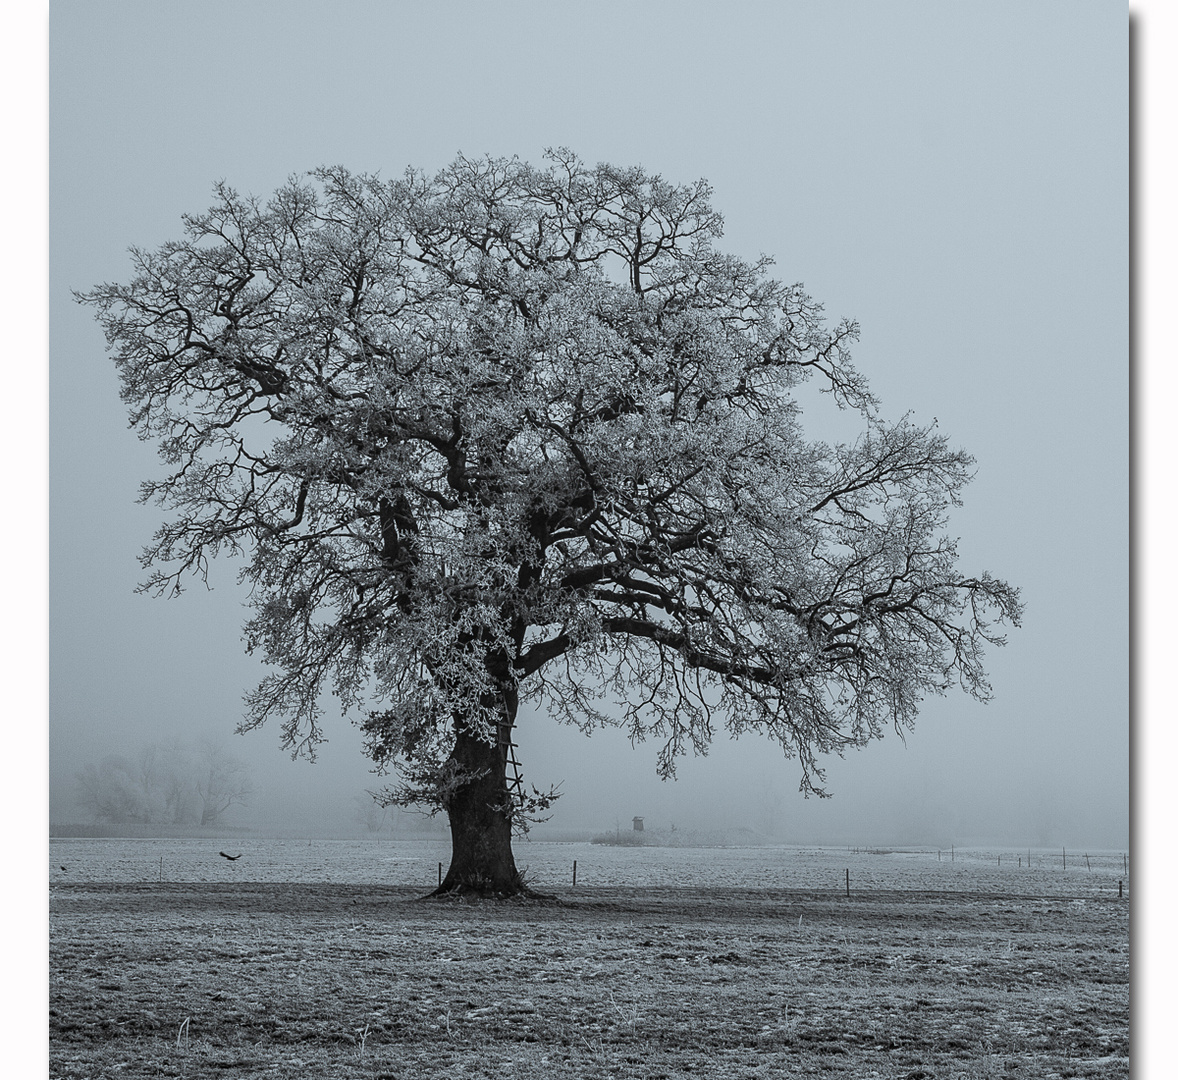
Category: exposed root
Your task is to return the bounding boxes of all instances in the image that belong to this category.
[421,875,551,901]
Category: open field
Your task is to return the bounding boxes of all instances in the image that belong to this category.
[49,840,1129,1079]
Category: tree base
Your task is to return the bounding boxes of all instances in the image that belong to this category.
[424,869,548,900]
[422,883,550,901]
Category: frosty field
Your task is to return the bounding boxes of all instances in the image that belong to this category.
[49,839,1129,1079]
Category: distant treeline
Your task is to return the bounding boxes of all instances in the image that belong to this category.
[591,826,773,848]
[74,740,253,828]
[50,822,253,839]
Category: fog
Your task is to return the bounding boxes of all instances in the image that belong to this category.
[49,1,1128,850]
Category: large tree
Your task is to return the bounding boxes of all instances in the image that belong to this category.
[81,151,1021,896]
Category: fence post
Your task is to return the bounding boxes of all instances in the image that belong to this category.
[438,862,443,887]
[845,868,850,898]
[572,860,577,887]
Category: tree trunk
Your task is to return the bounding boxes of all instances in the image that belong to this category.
[432,721,532,897]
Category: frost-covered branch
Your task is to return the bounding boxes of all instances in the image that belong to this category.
[80,150,1022,807]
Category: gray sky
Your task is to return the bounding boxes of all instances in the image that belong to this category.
[49,0,1128,847]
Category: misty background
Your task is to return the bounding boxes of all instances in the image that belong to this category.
[48,1,1128,849]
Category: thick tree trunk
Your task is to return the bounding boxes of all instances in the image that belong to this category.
[431,723,529,897]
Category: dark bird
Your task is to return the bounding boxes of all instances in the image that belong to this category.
[219,851,243,861]
[60,866,67,871]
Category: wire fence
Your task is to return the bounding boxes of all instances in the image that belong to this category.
[49,837,1130,899]
[849,845,1128,875]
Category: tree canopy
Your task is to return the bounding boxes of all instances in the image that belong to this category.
[81,150,1020,887]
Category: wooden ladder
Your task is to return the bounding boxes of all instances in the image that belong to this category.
[498,720,525,798]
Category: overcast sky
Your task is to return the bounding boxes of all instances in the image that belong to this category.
[48,0,1128,848]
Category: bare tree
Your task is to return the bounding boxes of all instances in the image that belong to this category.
[75,740,251,827]
[194,741,254,826]
[138,737,199,823]
[352,792,396,834]
[76,756,152,824]
[80,151,1021,895]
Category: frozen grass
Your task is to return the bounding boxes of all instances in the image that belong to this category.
[49,840,1128,1079]
[49,837,1128,897]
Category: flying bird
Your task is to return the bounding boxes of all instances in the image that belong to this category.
[219,851,243,861]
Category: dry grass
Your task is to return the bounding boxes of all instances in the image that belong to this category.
[50,871,1127,1079]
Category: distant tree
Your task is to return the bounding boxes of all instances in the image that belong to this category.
[80,150,1021,895]
[74,740,252,827]
[352,792,397,834]
[138,738,200,823]
[194,741,254,826]
[76,755,152,824]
